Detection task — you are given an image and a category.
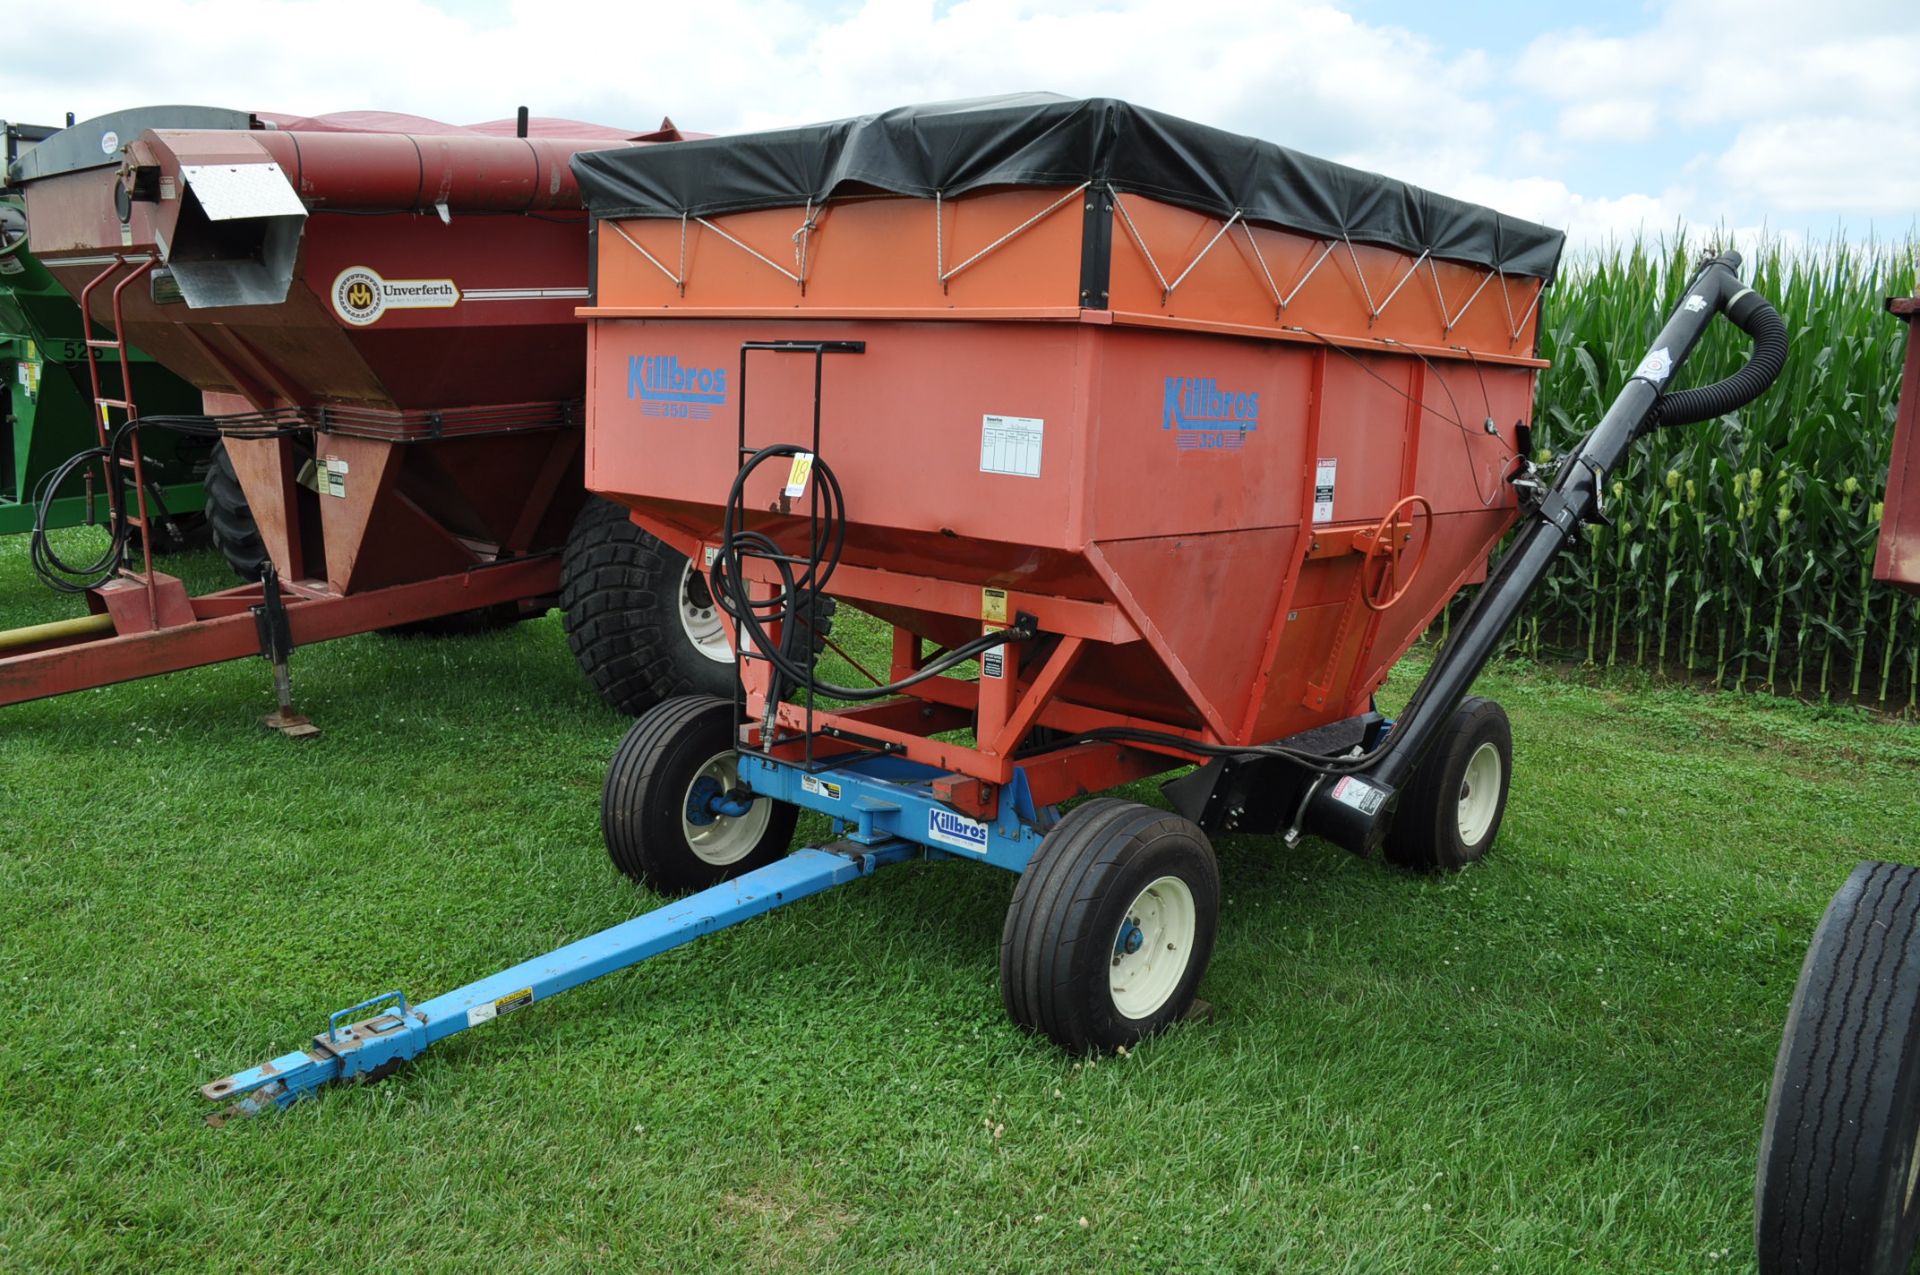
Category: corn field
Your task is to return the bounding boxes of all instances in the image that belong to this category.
[1481,235,1919,709]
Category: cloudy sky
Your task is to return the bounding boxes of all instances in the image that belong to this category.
[4,0,1915,248]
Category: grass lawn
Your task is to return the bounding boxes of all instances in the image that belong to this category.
[4,529,1919,1273]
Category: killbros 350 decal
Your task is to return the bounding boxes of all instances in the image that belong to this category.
[629,355,728,420]
[1162,375,1260,450]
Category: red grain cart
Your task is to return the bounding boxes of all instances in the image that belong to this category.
[0,107,745,729]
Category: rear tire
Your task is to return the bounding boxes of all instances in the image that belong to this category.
[204,441,267,582]
[1756,860,1920,1275]
[601,695,798,894]
[1382,696,1511,872]
[1000,799,1219,1053]
[561,496,833,716]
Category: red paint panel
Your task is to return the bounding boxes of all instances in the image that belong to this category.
[1876,301,1920,596]
[589,312,1528,744]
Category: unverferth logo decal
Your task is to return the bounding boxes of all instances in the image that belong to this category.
[330,266,460,327]
[1162,376,1260,450]
[629,355,728,420]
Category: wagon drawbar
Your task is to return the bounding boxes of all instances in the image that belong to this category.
[204,97,1786,1118]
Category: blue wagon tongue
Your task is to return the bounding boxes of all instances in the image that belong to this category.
[200,843,911,1121]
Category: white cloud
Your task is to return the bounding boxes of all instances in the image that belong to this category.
[3,0,1913,245]
[1557,99,1658,145]
[1716,117,1920,215]
[1515,0,1920,218]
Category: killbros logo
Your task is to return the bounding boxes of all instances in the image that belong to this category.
[927,807,989,853]
[629,355,728,420]
[1162,375,1260,450]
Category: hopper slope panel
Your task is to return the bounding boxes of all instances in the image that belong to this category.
[1246,505,1516,741]
[586,318,1094,557]
[1086,527,1300,739]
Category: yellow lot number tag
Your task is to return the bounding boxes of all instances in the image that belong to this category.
[783,452,815,498]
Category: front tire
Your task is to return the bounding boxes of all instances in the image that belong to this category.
[1000,799,1220,1053]
[1756,860,1920,1274]
[601,695,798,894]
[1382,695,1511,872]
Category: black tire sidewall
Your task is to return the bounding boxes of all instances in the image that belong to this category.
[1002,802,1221,1053]
[602,696,796,894]
[561,498,731,714]
[1386,697,1511,871]
[204,441,268,583]
[1757,861,1920,1273]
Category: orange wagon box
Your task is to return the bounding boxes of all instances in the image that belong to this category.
[576,95,1560,771]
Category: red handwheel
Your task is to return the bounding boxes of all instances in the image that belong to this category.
[1362,494,1432,612]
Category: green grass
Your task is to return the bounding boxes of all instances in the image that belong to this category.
[4,529,1920,1272]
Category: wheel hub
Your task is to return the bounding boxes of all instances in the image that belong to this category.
[680,751,771,865]
[1109,876,1198,1020]
[678,562,733,664]
[1456,740,1503,846]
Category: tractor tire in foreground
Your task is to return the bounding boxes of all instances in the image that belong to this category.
[1000,798,1220,1053]
[1382,695,1511,872]
[601,695,798,894]
[1756,860,1920,1274]
[561,495,834,716]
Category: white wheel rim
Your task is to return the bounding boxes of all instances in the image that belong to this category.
[678,561,733,664]
[681,751,770,865]
[1109,875,1197,1020]
[1457,741,1503,846]
[1905,1119,1920,1212]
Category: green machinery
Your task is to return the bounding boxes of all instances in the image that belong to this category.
[2,120,206,539]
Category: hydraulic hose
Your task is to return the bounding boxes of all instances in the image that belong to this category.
[710,443,1033,704]
[1647,284,1790,430]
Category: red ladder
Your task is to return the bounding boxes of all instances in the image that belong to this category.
[77,255,160,627]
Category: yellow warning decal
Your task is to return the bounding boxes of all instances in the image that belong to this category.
[982,587,1009,624]
[467,987,535,1027]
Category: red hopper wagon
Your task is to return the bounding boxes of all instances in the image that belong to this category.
[0,106,742,730]
[207,97,1787,1117]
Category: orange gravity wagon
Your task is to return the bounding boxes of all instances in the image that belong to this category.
[208,97,1789,1114]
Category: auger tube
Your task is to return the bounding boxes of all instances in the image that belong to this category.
[1301,250,1788,855]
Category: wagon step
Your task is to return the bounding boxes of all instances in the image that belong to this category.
[201,840,916,1122]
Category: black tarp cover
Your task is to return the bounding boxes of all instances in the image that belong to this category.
[573,94,1565,281]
